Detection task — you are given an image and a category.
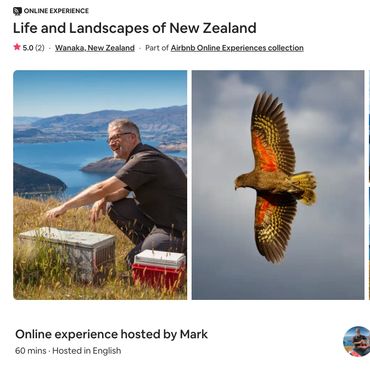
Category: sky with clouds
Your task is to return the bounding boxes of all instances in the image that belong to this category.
[192,71,364,299]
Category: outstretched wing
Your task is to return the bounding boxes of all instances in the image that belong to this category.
[251,92,295,175]
[255,192,297,263]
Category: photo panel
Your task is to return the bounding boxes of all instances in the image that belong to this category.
[13,70,187,300]
[192,70,364,299]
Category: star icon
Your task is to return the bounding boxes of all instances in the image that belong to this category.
[14,43,21,50]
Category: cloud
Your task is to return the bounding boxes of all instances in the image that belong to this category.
[192,71,364,299]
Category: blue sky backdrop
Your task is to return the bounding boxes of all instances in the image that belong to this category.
[13,71,187,117]
[344,326,369,338]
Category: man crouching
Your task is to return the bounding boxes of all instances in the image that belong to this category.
[45,119,187,267]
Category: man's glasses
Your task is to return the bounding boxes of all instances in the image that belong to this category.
[107,132,133,144]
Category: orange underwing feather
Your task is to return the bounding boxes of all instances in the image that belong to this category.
[252,133,278,172]
[255,196,271,225]
[251,92,296,175]
[255,192,297,263]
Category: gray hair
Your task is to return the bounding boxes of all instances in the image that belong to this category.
[108,119,141,141]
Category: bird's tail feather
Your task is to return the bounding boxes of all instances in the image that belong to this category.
[290,171,316,205]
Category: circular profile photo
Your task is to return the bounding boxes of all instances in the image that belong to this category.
[343,326,370,357]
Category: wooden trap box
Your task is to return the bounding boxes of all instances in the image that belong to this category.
[18,227,115,283]
[132,250,186,289]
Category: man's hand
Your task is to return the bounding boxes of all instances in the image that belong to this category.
[90,198,107,224]
[44,177,125,222]
[45,204,67,219]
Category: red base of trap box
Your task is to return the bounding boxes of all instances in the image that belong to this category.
[132,250,186,289]
[132,264,185,289]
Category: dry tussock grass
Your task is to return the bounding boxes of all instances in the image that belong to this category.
[14,196,186,300]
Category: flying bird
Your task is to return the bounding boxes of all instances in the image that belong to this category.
[234,92,316,263]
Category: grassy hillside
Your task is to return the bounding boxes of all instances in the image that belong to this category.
[14,196,186,300]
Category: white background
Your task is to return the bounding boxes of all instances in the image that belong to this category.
[1,0,369,367]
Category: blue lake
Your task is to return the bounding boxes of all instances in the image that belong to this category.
[14,138,186,197]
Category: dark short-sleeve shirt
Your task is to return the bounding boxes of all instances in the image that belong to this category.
[353,334,367,347]
[114,143,187,233]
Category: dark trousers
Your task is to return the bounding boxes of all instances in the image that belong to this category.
[353,346,370,356]
[107,198,186,268]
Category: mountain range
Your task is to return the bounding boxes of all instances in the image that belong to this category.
[13,116,42,125]
[14,105,186,144]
